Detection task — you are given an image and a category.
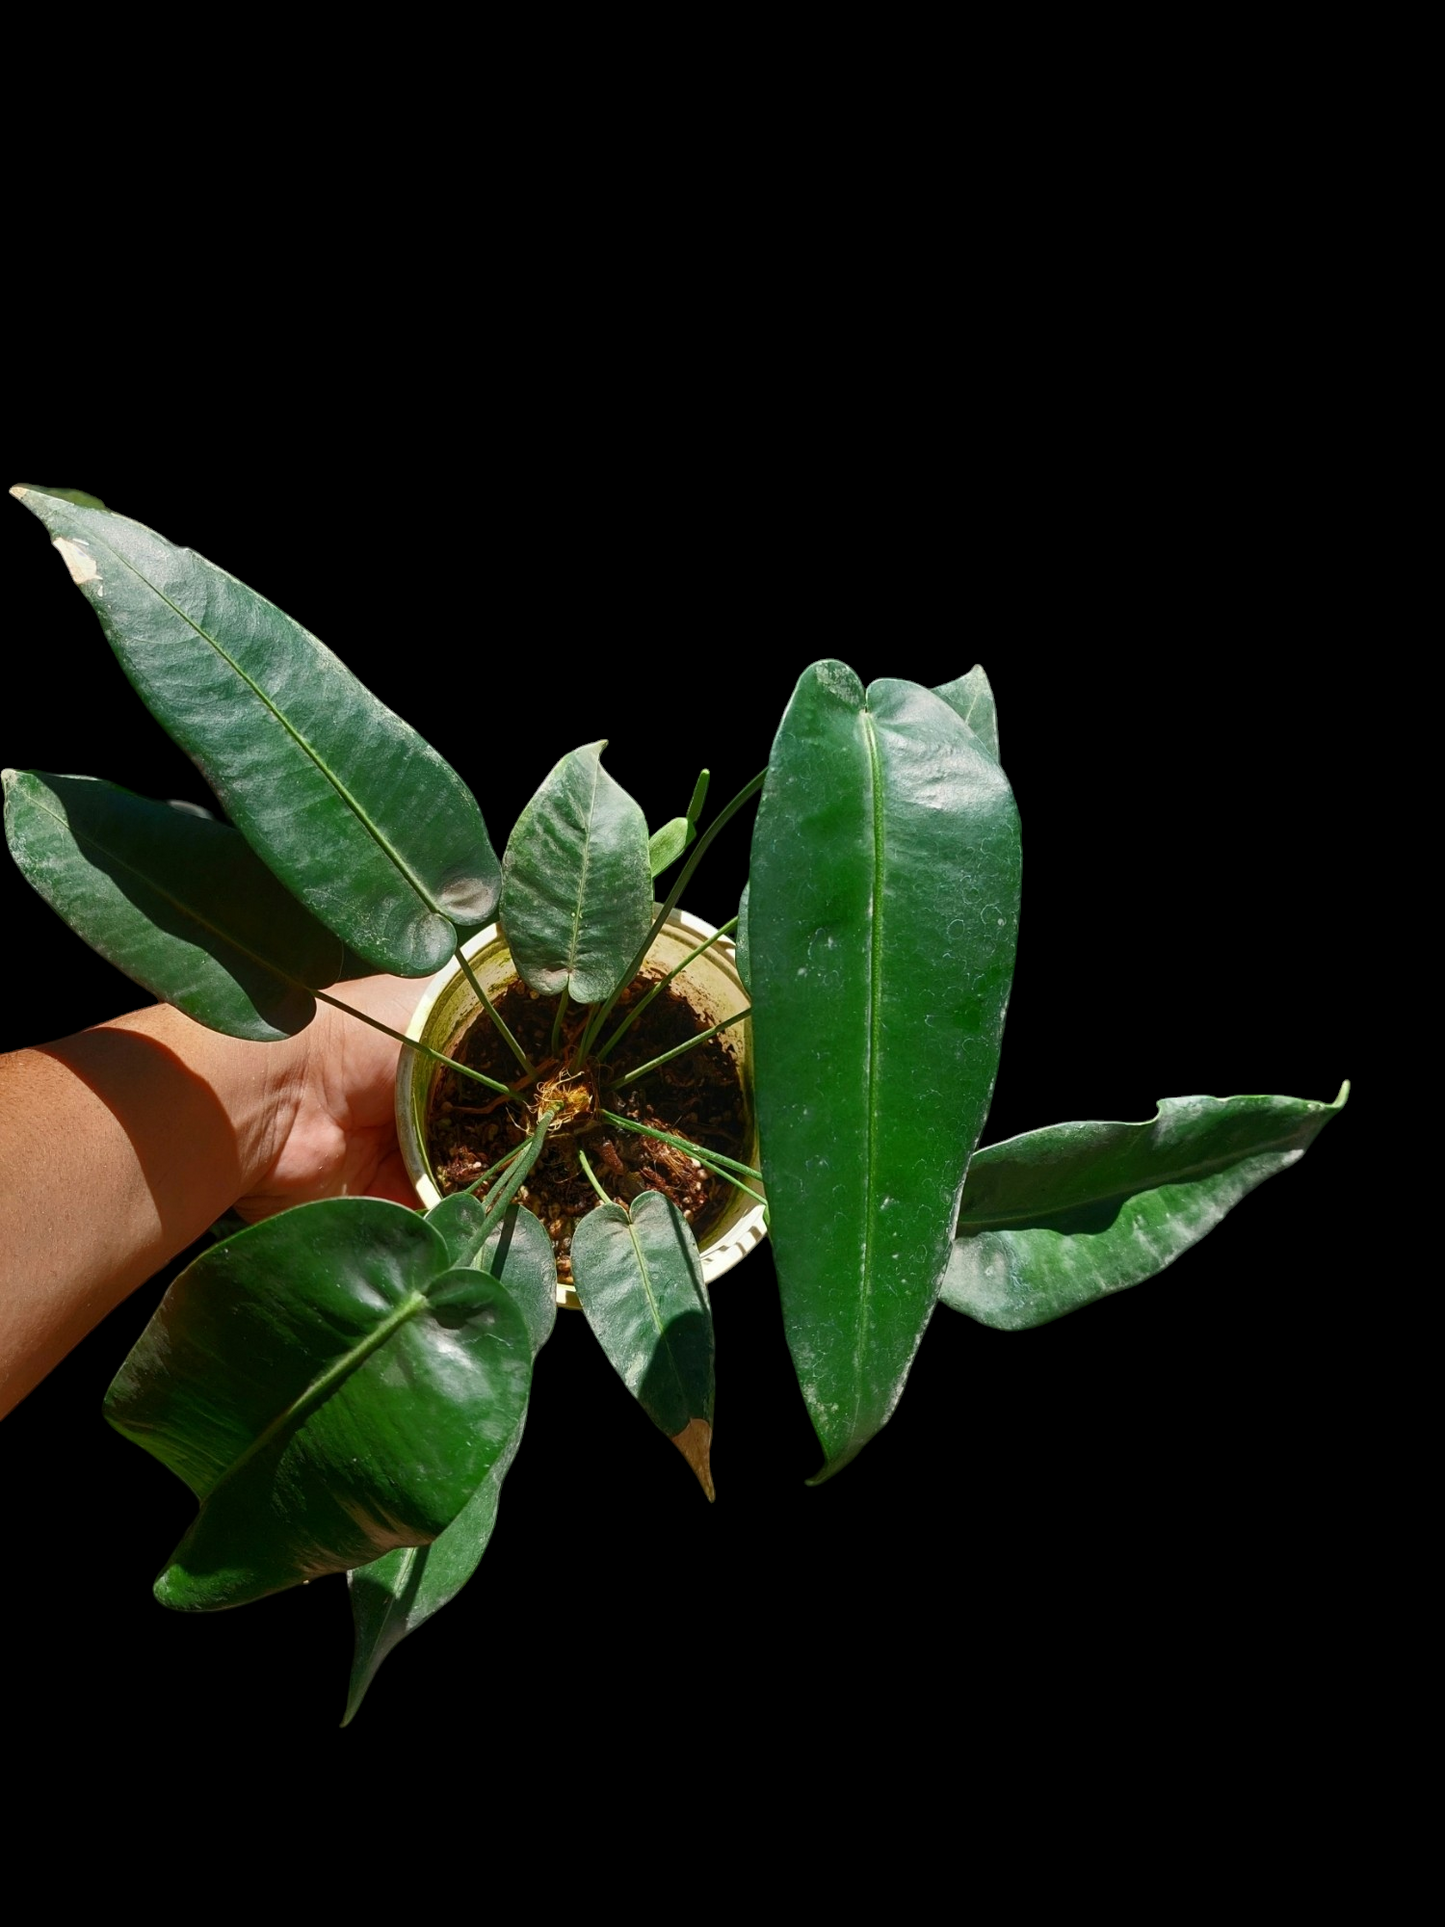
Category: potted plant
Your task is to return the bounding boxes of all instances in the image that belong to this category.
[1,485,1350,1731]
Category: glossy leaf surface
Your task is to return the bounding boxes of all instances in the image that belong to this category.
[570,1191,715,1498]
[105,1201,532,1611]
[500,741,652,1002]
[422,1197,559,1352]
[933,665,1000,762]
[942,1087,1348,1330]
[10,486,499,974]
[344,1201,557,1723]
[3,771,344,1040]
[749,663,1021,1476]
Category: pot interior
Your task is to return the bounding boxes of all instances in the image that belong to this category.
[396,909,766,1307]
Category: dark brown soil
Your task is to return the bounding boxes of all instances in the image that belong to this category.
[425,972,750,1287]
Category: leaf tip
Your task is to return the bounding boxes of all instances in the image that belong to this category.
[671,1417,715,1501]
[153,1565,187,1611]
[804,1434,868,1487]
[9,484,28,499]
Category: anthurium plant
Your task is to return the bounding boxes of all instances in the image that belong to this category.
[2,485,1347,1728]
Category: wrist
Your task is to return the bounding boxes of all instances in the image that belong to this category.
[104,1003,308,1204]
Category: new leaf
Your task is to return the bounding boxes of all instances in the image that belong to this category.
[500,741,653,1004]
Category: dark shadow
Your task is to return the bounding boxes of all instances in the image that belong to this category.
[638,1308,713,1427]
[40,775,330,1030]
[989,1195,1133,1237]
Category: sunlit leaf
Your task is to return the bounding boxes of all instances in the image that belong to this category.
[106,1200,531,1611]
[933,665,1000,762]
[570,1191,715,1499]
[942,1087,1349,1329]
[749,663,1020,1477]
[10,486,499,974]
[500,741,652,1003]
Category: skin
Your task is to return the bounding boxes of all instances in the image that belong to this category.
[0,976,420,1419]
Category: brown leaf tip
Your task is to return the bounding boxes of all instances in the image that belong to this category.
[671,1417,715,1502]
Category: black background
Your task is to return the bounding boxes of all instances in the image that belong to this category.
[1,453,1359,1758]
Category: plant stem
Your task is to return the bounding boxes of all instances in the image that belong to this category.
[313,989,513,1096]
[613,1007,751,1087]
[578,768,765,1061]
[550,985,570,1060]
[576,1145,614,1208]
[457,950,534,1074]
[464,1138,527,1195]
[685,1157,767,1209]
[475,1107,556,1231]
[594,917,739,1063]
[599,1108,763,1184]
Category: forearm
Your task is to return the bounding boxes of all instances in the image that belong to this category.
[0,1004,302,1417]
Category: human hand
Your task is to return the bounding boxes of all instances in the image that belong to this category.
[234,974,425,1223]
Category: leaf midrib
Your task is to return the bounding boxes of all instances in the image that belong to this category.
[851,703,885,1433]
[195,1287,430,1502]
[567,751,602,982]
[87,526,448,926]
[625,1211,667,1338]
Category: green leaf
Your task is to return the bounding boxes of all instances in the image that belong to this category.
[648,817,694,876]
[933,665,1000,762]
[647,768,708,875]
[3,770,344,1041]
[105,1200,532,1611]
[570,1191,715,1499]
[942,1086,1348,1330]
[343,1200,557,1724]
[500,741,653,1003]
[735,881,751,994]
[9,486,500,975]
[423,1196,558,1352]
[748,663,1021,1478]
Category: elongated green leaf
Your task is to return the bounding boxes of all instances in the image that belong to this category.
[933,665,1000,762]
[500,741,652,1002]
[3,770,344,1040]
[942,1086,1348,1330]
[10,486,499,974]
[749,664,1021,1478]
[343,1200,557,1724]
[105,1200,532,1611]
[570,1191,715,1499]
